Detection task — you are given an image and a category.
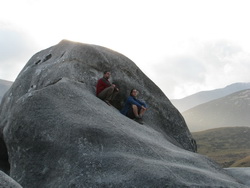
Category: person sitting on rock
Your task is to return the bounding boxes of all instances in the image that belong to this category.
[121,89,147,124]
[96,71,119,106]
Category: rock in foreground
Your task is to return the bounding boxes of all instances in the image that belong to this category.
[225,168,250,186]
[0,40,247,187]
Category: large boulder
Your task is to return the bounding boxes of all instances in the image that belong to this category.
[0,40,247,187]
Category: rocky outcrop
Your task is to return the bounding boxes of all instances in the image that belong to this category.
[0,40,247,187]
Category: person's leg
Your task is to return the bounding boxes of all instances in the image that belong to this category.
[126,106,135,119]
[139,108,146,117]
[110,90,119,101]
[97,86,115,101]
[132,105,143,124]
[132,105,139,117]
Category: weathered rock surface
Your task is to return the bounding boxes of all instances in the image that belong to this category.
[0,40,247,187]
[225,168,250,186]
[0,79,12,103]
[0,170,22,188]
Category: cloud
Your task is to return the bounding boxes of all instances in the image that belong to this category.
[198,40,249,86]
[149,40,250,99]
[0,24,40,81]
[149,55,206,99]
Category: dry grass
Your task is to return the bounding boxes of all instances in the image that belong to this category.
[192,127,250,167]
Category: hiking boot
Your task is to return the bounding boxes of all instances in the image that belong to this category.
[134,117,144,124]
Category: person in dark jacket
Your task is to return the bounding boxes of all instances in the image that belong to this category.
[96,71,119,105]
[121,89,147,124]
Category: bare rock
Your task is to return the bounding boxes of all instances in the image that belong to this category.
[0,170,22,188]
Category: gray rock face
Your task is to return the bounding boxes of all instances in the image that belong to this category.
[0,79,12,103]
[225,168,250,186]
[0,170,22,188]
[0,40,247,187]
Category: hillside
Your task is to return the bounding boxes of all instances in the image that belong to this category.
[0,79,12,103]
[231,156,250,167]
[183,89,250,132]
[171,82,250,112]
[192,127,250,168]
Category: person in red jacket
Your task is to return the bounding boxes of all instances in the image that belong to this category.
[96,71,119,105]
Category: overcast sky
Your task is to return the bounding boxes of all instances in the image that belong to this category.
[1,0,250,99]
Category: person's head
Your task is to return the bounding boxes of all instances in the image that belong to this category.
[103,71,111,79]
[130,89,138,97]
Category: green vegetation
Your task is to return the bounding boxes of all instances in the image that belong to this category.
[192,127,250,167]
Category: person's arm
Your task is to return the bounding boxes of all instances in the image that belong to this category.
[112,82,119,91]
[137,100,147,108]
[127,96,143,107]
[138,100,147,108]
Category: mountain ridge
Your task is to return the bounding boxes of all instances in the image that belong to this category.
[183,89,250,132]
[171,82,250,112]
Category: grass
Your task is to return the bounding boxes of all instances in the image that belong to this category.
[192,127,250,167]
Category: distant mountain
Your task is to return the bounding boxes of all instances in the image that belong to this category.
[192,127,250,168]
[0,79,12,103]
[183,89,250,132]
[171,82,250,112]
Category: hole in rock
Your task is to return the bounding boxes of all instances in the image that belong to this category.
[35,60,41,65]
[42,54,52,62]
